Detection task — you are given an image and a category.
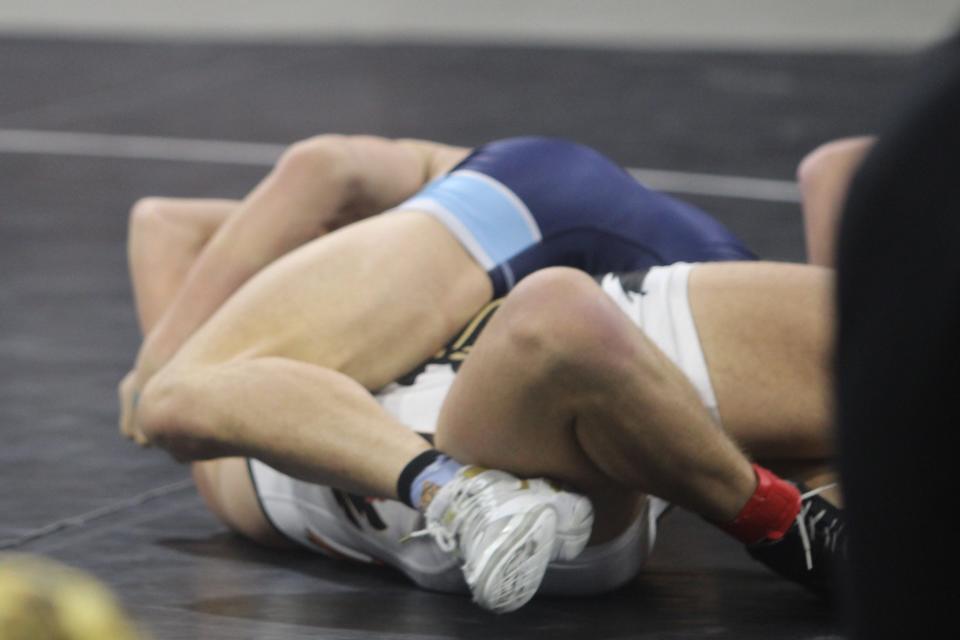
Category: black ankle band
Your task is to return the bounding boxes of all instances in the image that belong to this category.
[396,449,441,509]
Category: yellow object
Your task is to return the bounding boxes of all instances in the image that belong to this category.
[0,554,142,640]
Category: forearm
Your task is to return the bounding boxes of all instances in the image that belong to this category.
[122,197,233,444]
[139,357,432,498]
[128,198,234,334]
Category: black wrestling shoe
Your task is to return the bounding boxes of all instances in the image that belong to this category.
[746,484,847,597]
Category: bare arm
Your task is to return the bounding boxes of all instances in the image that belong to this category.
[133,135,468,384]
[797,136,875,267]
[120,197,235,444]
[127,198,234,333]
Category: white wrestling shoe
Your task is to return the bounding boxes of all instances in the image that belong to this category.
[412,466,593,613]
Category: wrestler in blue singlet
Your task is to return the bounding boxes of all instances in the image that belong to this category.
[394,137,755,296]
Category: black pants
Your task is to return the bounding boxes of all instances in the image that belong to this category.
[836,32,960,638]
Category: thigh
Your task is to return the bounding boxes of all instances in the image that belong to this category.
[192,458,294,548]
[167,210,492,390]
[688,261,834,460]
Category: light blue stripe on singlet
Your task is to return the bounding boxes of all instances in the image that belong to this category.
[398,170,541,270]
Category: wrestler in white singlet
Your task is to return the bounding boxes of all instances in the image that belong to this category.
[249,263,716,596]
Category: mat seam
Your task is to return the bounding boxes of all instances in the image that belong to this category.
[0,479,194,550]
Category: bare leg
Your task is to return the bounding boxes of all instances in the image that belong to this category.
[122,196,234,443]
[691,262,834,461]
[434,268,757,542]
[435,263,835,540]
[691,261,839,503]
[122,194,491,538]
[797,137,874,267]
[134,210,490,501]
[122,197,463,540]
[158,210,491,389]
[124,196,289,544]
[140,357,431,498]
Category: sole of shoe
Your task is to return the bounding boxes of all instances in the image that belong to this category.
[467,505,558,613]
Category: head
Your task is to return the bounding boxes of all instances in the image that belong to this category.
[0,554,142,640]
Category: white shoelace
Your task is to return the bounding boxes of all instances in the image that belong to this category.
[405,522,456,552]
[404,484,498,558]
[796,483,841,570]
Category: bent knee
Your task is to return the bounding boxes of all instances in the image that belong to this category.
[138,369,224,461]
[497,268,639,372]
[796,137,874,192]
[276,135,358,194]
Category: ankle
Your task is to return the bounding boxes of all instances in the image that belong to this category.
[720,464,801,544]
[396,449,464,511]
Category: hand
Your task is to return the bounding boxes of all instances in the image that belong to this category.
[118,370,150,446]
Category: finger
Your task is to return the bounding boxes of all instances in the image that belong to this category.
[118,379,134,439]
[127,389,152,446]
